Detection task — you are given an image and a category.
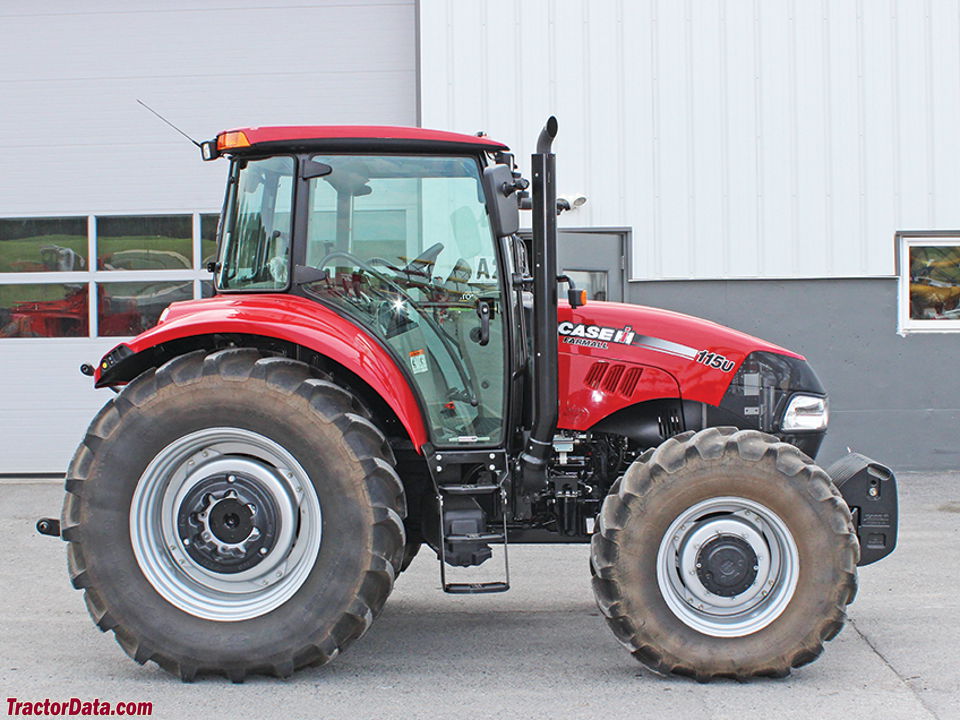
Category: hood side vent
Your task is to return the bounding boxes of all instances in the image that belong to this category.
[619,366,643,396]
[585,362,608,388]
[602,364,625,393]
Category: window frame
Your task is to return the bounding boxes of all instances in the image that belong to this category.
[0,212,217,340]
[896,231,960,335]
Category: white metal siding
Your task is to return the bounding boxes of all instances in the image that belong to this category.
[419,0,960,281]
[1,0,417,216]
[0,0,416,474]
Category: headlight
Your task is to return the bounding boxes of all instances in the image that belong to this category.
[781,394,829,432]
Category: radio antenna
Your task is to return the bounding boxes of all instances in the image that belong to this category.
[136,99,201,148]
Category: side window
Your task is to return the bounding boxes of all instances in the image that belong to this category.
[218,156,294,291]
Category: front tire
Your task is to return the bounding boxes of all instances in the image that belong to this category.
[61,349,406,681]
[590,427,858,681]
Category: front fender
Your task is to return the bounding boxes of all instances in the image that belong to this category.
[94,294,430,450]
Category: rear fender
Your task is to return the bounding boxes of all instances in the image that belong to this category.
[93,295,430,450]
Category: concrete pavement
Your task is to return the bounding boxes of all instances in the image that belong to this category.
[1,472,956,720]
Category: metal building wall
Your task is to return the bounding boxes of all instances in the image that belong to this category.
[0,0,417,474]
[419,0,960,281]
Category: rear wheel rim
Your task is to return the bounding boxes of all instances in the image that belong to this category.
[130,427,321,621]
[656,496,799,637]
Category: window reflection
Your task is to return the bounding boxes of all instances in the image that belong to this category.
[97,215,192,270]
[563,270,608,301]
[200,213,220,270]
[98,281,193,336]
[0,284,89,337]
[909,245,960,320]
[0,217,87,272]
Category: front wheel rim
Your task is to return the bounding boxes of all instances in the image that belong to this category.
[656,496,800,637]
[130,427,321,622]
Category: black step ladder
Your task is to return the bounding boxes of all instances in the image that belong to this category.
[437,480,510,594]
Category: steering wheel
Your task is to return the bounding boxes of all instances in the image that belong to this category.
[316,249,476,404]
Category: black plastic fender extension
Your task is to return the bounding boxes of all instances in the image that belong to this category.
[827,453,899,566]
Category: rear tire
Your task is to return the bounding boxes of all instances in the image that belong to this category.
[590,427,858,681]
[61,349,406,681]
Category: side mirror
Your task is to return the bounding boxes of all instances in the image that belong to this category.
[557,274,587,308]
[482,164,521,237]
[199,139,219,161]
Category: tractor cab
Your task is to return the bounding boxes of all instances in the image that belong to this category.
[211,135,516,449]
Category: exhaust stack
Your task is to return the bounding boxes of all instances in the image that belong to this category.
[520,117,559,490]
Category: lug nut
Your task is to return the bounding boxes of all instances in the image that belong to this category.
[259,547,269,555]
[227,475,236,483]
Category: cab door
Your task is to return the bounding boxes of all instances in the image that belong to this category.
[299,154,509,448]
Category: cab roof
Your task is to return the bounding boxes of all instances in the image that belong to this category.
[217,125,509,154]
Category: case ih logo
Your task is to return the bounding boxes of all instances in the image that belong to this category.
[558,322,732,370]
[558,322,636,349]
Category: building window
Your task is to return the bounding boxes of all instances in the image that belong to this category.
[97,215,193,271]
[0,213,218,339]
[0,283,89,337]
[0,217,88,272]
[98,281,195,337]
[897,232,960,334]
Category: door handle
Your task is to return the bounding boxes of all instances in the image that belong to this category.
[474,300,491,346]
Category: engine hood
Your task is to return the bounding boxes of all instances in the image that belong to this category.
[557,300,805,410]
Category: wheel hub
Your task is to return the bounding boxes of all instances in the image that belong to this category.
[130,428,322,621]
[656,497,800,637]
[696,535,758,597]
[177,473,279,574]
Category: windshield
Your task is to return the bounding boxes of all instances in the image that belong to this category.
[217,155,295,291]
[303,154,506,447]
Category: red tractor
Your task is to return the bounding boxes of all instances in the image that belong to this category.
[41,118,898,682]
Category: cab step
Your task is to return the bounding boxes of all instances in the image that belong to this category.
[444,582,510,594]
[436,480,510,594]
[446,532,505,543]
[440,483,501,495]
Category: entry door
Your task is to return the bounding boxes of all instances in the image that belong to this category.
[557,231,625,302]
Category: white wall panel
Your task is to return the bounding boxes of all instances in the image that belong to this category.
[419,0,960,280]
[0,1,416,217]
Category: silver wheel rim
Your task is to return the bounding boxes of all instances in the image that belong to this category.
[656,496,799,637]
[130,427,321,622]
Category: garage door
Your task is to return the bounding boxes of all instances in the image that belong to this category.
[0,1,417,474]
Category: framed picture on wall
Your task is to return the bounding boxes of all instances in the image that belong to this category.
[897,231,960,333]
